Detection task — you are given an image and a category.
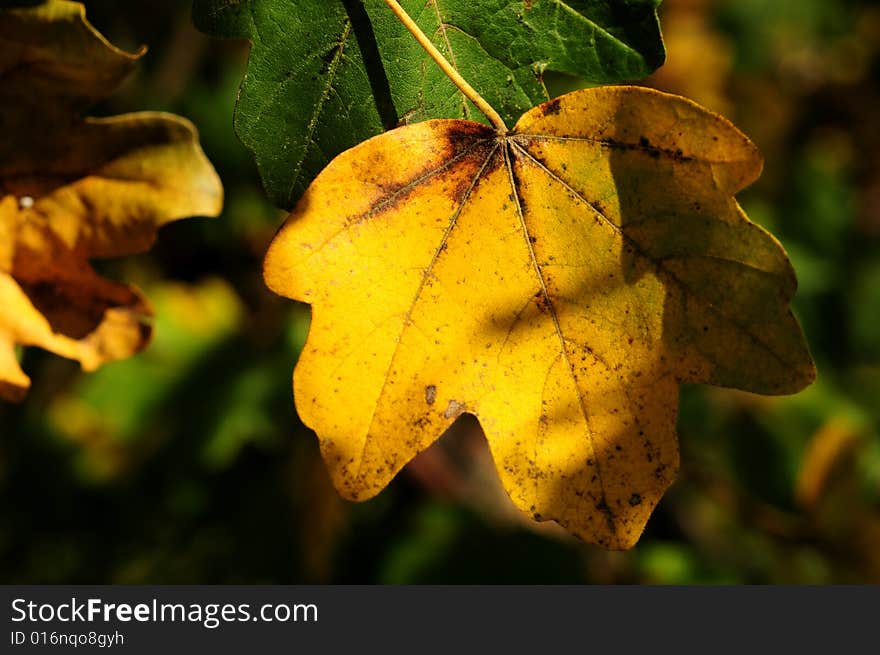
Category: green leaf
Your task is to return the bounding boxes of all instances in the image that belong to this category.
[192,0,387,209]
[193,0,665,208]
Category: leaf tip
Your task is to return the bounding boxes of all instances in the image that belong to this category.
[67,0,144,59]
[0,368,30,404]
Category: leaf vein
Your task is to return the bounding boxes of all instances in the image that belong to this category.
[429,0,470,120]
[503,141,617,538]
[300,137,492,263]
[511,140,792,369]
[352,141,501,484]
[284,19,353,205]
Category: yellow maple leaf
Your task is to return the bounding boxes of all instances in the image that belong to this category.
[264,85,815,549]
[0,0,222,401]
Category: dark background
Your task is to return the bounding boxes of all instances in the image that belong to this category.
[2,0,879,583]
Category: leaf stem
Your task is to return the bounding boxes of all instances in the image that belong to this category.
[383,0,508,133]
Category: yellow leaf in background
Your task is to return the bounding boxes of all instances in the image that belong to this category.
[795,417,862,512]
[264,86,815,549]
[0,0,223,401]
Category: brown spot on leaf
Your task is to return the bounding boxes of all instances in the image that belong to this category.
[533,289,552,314]
[425,384,437,405]
[600,136,694,162]
[445,122,495,152]
[542,98,562,115]
[442,399,466,419]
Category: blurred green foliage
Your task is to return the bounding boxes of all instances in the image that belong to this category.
[1,0,878,583]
